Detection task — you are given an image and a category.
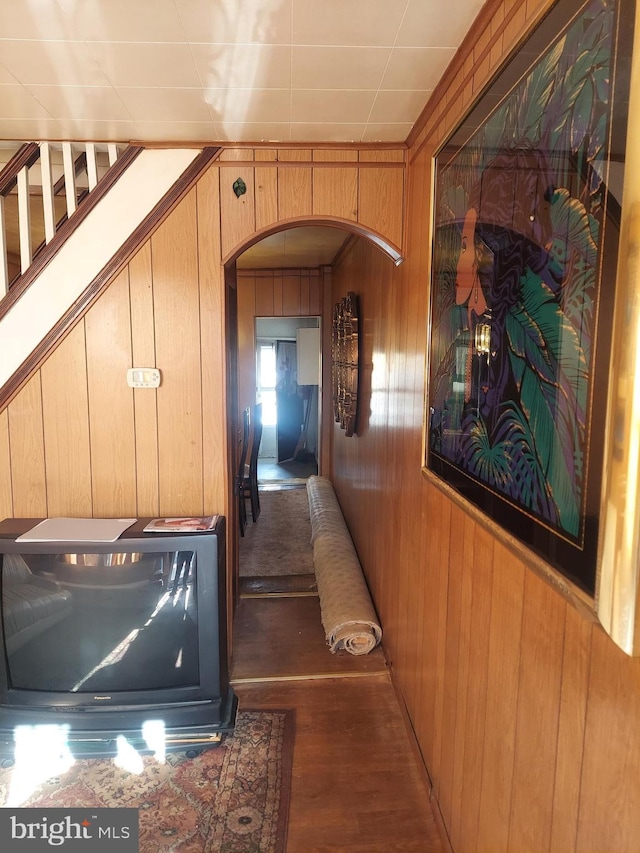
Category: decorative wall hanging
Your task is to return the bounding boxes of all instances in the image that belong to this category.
[332,292,360,437]
[424,0,635,602]
[232,177,246,198]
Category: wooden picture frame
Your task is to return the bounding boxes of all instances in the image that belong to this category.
[424,0,635,621]
[332,292,360,437]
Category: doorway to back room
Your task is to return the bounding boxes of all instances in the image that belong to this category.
[255,316,320,485]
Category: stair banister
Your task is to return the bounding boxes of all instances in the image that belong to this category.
[0,141,125,299]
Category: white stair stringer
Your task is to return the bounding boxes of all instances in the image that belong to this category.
[0,147,203,392]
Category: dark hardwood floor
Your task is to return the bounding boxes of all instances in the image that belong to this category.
[257,457,318,482]
[230,594,448,852]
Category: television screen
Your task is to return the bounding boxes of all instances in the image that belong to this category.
[3,549,199,694]
[0,518,236,758]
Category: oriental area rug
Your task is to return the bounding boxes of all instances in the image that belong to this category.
[240,487,315,577]
[0,709,294,853]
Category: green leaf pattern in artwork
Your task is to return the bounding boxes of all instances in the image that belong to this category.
[429,0,618,541]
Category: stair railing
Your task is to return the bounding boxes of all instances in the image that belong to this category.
[0,141,122,297]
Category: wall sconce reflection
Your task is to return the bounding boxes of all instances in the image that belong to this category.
[474,322,491,363]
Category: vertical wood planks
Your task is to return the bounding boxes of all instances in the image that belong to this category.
[549,606,592,853]
[507,571,565,853]
[196,166,226,516]
[308,269,322,315]
[476,543,525,852]
[0,409,13,519]
[40,324,92,516]
[255,277,275,316]
[237,274,256,414]
[254,149,278,231]
[129,240,160,517]
[577,629,640,852]
[357,150,404,249]
[272,271,283,315]
[85,268,137,517]
[457,524,493,853]
[236,269,324,422]
[436,501,468,831]
[278,149,312,220]
[7,376,47,517]
[448,512,475,852]
[151,190,204,515]
[282,274,302,315]
[313,150,358,220]
[220,164,256,260]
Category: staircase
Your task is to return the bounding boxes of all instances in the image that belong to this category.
[0,141,129,297]
[0,143,213,401]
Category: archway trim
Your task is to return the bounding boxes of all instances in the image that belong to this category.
[221,215,404,267]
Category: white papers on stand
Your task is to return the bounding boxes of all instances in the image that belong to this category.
[16,518,137,543]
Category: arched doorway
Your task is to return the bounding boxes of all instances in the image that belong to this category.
[225,218,404,597]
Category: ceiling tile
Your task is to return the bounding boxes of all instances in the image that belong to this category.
[292,46,391,90]
[283,226,347,264]
[0,40,110,86]
[0,84,53,118]
[56,118,138,141]
[0,0,485,147]
[237,235,284,268]
[117,87,212,122]
[0,117,64,140]
[369,89,429,124]
[239,225,347,268]
[24,85,131,121]
[291,90,375,124]
[290,123,366,143]
[361,122,413,142]
[191,44,291,90]
[292,0,408,46]
[395,0,486,48]
[55,0,188,42]
[381,47,456,90]
[175,0,293,45]
[131,120,218,142]
[215,121,292,142]
[0,65,18,85]
[206,88,290,123]
[0,3,77,39]
[88,42,201,88]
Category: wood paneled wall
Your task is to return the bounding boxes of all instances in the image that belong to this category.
[217,147,405,262]
[0,180,225,522]
[0,145,405,639]
[0,146,405,522]
[330,1,640,851]
[235,268,332,474]
[236,269,324,413]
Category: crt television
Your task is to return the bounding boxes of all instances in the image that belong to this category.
[0,516,237,760]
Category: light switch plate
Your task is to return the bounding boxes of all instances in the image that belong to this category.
[127,368,161,388]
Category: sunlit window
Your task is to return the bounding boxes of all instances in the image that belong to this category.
[256,342,277,426]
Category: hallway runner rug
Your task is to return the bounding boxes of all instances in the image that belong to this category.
[0,709,294,853]
[240,486,315,577]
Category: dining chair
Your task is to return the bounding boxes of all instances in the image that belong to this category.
[242,403,263,522]
[236,407,250,536]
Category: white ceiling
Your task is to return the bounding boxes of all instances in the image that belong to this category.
[236,225,348,268]
[0,0,485,145]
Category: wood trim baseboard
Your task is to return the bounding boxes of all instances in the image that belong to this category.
[0,146,220,414]
[386,659,455,853]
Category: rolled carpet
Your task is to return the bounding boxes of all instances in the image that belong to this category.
[306,475,382,655]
